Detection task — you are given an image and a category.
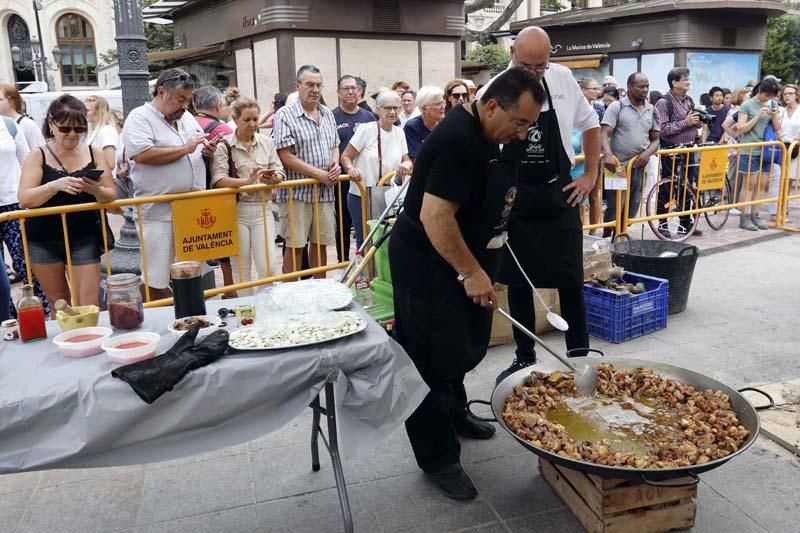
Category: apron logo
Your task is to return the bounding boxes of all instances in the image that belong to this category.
[528,128,543,143]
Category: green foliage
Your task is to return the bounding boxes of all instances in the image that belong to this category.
[143,0,174,54]
[99,49,118,68]
[761,15,800,85]
[465,44,511,76]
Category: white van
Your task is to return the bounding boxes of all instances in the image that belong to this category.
[20,89,124,127]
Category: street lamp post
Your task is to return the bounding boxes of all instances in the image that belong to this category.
[10,1,62,90]
[113,0,150,117]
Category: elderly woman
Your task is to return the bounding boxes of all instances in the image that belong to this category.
[444,79,469,113]
[341,91,413,248]
[212,97,284,296]
[18,95,116,310]
[403,86,445,161]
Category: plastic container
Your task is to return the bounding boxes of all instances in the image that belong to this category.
[583,272,668,343]
[167,315,222,340]
[610,235,698,314]
[102,332,161,364]
[56,305,100,332]
[53,327,113,358]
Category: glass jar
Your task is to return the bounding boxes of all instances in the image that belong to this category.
[2,319,20,341]
[17,284,46,342]
[105,273,144,330]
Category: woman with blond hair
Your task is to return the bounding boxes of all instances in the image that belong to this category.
[212,97,284,295]
[84,95,120,178]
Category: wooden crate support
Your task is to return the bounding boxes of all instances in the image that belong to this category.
[539,459,697,533]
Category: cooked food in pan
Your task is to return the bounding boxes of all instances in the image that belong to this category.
[503,364,750,468]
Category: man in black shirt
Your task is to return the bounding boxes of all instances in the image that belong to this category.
[390,67,545,500]
[703,86,730,144]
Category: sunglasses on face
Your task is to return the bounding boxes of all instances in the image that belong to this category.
[159,73,191,86]
[55,125,87,134]
[450,92,468,101]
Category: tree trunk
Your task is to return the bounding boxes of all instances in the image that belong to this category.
[465,0,526,43]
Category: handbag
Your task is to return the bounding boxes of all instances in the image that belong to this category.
[762,104,780,164]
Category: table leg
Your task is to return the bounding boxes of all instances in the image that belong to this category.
[308,382,354,533]
[310,395,321,472]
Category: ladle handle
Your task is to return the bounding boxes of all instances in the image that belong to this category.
[495,307,577,373]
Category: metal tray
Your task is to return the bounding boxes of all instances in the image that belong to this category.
[227,315,368,351]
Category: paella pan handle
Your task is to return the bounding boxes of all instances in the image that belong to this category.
[612,233,630,244]
[737,387,775,411]
[466,400,498,423]
[565,348,605,358]
[639,472,699,488]
[678,245,697,257]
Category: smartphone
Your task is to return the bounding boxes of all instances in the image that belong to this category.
[81,169,104,181]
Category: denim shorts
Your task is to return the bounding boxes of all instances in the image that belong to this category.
[27,239,101,266]
[738,152,776,174]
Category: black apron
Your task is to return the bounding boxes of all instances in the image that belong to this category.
[393,102,518,377]
[498,78,584,289]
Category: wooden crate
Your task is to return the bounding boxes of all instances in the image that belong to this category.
[539,459,696,533]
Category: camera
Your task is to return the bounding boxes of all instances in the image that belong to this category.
[694,109,716,125]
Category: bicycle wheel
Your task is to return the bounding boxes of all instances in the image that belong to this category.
[646,178,699,242]
[701,179,732,231]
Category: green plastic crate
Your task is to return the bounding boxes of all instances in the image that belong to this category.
[366,220,393,285]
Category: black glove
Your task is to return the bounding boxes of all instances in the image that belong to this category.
[111,325,229,404]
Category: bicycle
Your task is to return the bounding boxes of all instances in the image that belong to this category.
[645,143,732,242]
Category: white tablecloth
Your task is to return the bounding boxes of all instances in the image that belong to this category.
[0,300,428,473]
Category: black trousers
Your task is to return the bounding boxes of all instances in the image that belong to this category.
[393,280,491,472]
[507,284,589,362]
[657,151,698,229]
[334,184,352,262]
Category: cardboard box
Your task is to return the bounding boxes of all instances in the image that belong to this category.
[489,284,561,347]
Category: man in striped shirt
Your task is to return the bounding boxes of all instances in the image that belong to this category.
[273,65,341,277]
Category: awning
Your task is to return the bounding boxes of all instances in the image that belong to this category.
[147,44,224,63]
[551,53,606,69]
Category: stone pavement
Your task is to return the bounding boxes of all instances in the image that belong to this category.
[2,235,800,533]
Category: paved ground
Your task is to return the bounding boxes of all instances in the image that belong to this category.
[2,225,799,533]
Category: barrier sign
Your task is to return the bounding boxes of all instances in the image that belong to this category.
[172,195,239,261]
[697,148,728,191]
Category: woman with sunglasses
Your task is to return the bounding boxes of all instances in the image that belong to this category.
[341,91,413,248]
[444,80,470,113]
[18,95,117,312]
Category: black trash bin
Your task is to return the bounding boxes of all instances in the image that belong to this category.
[610,234,699,314]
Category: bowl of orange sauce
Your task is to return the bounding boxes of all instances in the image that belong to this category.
[102,332,161,364]
[53,327,113,357]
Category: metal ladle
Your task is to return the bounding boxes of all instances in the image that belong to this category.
[504,240,569,332]
[493,306,598,396]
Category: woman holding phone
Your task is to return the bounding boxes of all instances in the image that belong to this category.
[212,97,284,295]
[18,95,117,310]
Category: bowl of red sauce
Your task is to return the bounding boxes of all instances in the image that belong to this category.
[102,332,161,364]
[53,327,113,357]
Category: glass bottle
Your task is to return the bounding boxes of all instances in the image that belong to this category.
[105,273,144,330]
[17,284,47,342]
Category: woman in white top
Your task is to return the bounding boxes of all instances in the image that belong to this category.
[341,91,413,248]
[780,84,800,183]
[0,84,45,149]
[84,95,120,177]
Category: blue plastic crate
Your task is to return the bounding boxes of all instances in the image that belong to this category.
[583,272,668,343]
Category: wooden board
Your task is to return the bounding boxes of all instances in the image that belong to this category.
[539,459,697,533]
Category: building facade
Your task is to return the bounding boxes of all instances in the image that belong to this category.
[0,0,117,90]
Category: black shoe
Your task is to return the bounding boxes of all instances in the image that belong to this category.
[454,411,495,440]
[657,226,671,239]
[496,358,536,385]
[425,463,478,500]
[691,228,704,236]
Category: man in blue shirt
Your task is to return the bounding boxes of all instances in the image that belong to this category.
[332,75,375,260]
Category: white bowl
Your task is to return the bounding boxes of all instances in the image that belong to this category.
[102,332,161,364]
[167,315,223,340]
[53,327,113,358]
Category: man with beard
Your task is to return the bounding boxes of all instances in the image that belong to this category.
[482,26,601,383]
[390,67,544,500]
[122,68,208,300]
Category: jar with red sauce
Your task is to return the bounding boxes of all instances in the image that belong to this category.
[105,273,144,330]
[17,284,46,342]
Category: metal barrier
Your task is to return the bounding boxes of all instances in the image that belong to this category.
[778,140,800,231]
[0,177,367,308]
[576,154,623,235]
[621,141,787,234]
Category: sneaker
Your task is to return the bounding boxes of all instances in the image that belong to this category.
[739,216,758,231]
[752,215,769,230]
[454,412,496,440]
[496,358,535,385]
[691,228,704,237]
[425,463,478,501]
